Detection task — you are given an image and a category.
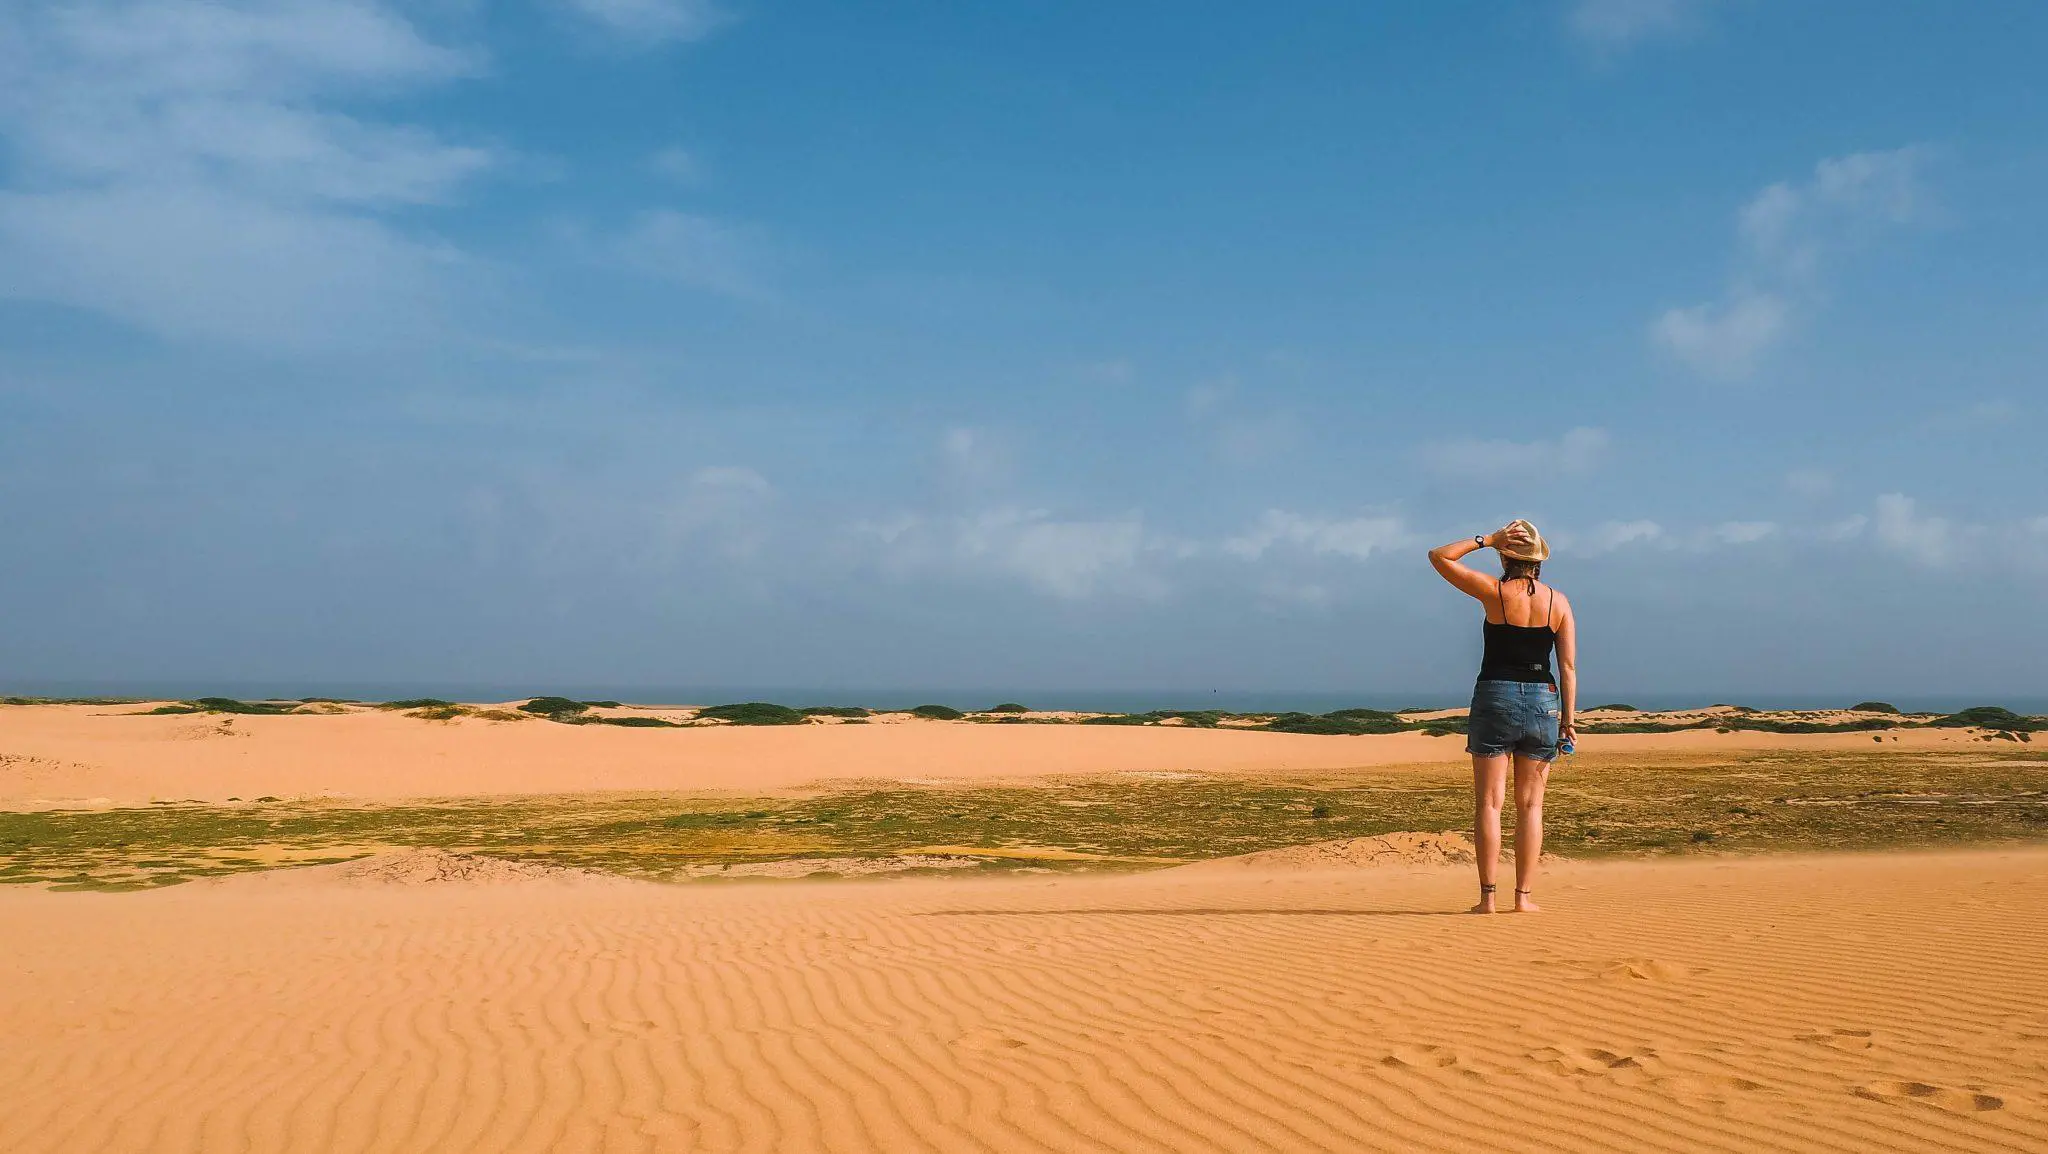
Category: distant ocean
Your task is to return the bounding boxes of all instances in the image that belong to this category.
[6,681,2043,717]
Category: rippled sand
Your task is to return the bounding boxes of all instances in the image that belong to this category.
[5,848,2044,1152]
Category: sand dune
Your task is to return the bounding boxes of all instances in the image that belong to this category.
[4,848,2044,1153]
[0,702,2000,806]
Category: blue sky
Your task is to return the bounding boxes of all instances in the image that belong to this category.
[0,0,2043,703]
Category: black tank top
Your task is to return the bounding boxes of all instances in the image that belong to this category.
[1479,580,1557,685]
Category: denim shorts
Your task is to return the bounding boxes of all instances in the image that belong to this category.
[1467,680,1561,760]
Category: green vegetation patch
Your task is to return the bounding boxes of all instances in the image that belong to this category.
[696,702,807,726]
[909,704,965,720]
[1934,706,2045,733]
[7,748,2040,890]
[147,697,298,716]
[518,696,592,720]
[800,706,871,718]
[984,703,1030,714]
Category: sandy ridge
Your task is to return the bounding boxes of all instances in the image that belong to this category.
[0,702,2015,806]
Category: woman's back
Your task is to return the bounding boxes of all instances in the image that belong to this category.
[1479,579,1563,684]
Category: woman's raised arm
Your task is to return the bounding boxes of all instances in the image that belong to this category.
[1428,532,1503,603]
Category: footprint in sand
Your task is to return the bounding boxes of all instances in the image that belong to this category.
[1653,1073,1770,1096]
[1379,1045,1494,1082]
[1528,1045,1653,1077]
[1795,1028,1874,1051]
[953,1027,1030,1054]
[1380,1045,1460,1070]
[1853,1080,2003,1113]
[1599,958,1699,982]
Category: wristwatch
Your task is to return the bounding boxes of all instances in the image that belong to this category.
[1474,535,1487,548]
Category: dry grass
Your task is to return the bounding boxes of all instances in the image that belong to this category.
[2,749,2042,890]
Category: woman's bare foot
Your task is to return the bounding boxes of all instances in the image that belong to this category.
[1471,887,1498,914]
[1514,890,1542,913]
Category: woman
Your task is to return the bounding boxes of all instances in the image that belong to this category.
[1428,520,1576,914]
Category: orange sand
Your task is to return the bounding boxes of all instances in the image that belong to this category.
[0,703,1997,806]
[3,847,2044,1153]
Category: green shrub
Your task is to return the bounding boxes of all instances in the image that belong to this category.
[1850,701,1899,714]
[584,700,623,708]
[696,702,806,726]
[1932,706,2042,732]
[1580,719,1702,734]
[800,706,871,718]
[380,699,456,710]
[984,703,1030,713]
[1080,713,1151,725]
[1140,710,1228,728]
[519,697,591,719]
[1263,713,1373,736]
[1321,708,1407,734]
[1722,716,1898,734]
[910,704,964,721]
[1591,703,1639,712]
[596,716,680,728]
[407,705,468,721]
[150,698,296,716]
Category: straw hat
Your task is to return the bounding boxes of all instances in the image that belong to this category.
[1495,519,1550,562]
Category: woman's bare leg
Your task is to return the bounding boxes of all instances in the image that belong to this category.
[1512,756,1551,912]
[1470,754,1510,913]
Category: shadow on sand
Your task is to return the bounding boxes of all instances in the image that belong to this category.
[921,908,1465,918]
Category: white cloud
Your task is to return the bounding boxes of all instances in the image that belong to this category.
[658,465,774,559]
[938,426,1006,484]
[1653,147,1928,379]
[1075,358,1135,386]
[558,0,722,43]
[1710,520,1778,545]
[1947,399,2019,427]
[1184,379,1233,417]
[953,509,1153,599]
[1426,427,1610,477]
[1785,468,1836,499]
[1567,0,1703,51]
[1582,519,1664,553]
[687,465,770,496]
[853,508,1158,599]
[1823,514,1869,542]
[0,184,461,348]
[597,210,771,298]
[1871,493,1957,566]
[1224,512,1411,562]
[648,145,701,184]
[0,0,492,349]
[1650,292,1790,380]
